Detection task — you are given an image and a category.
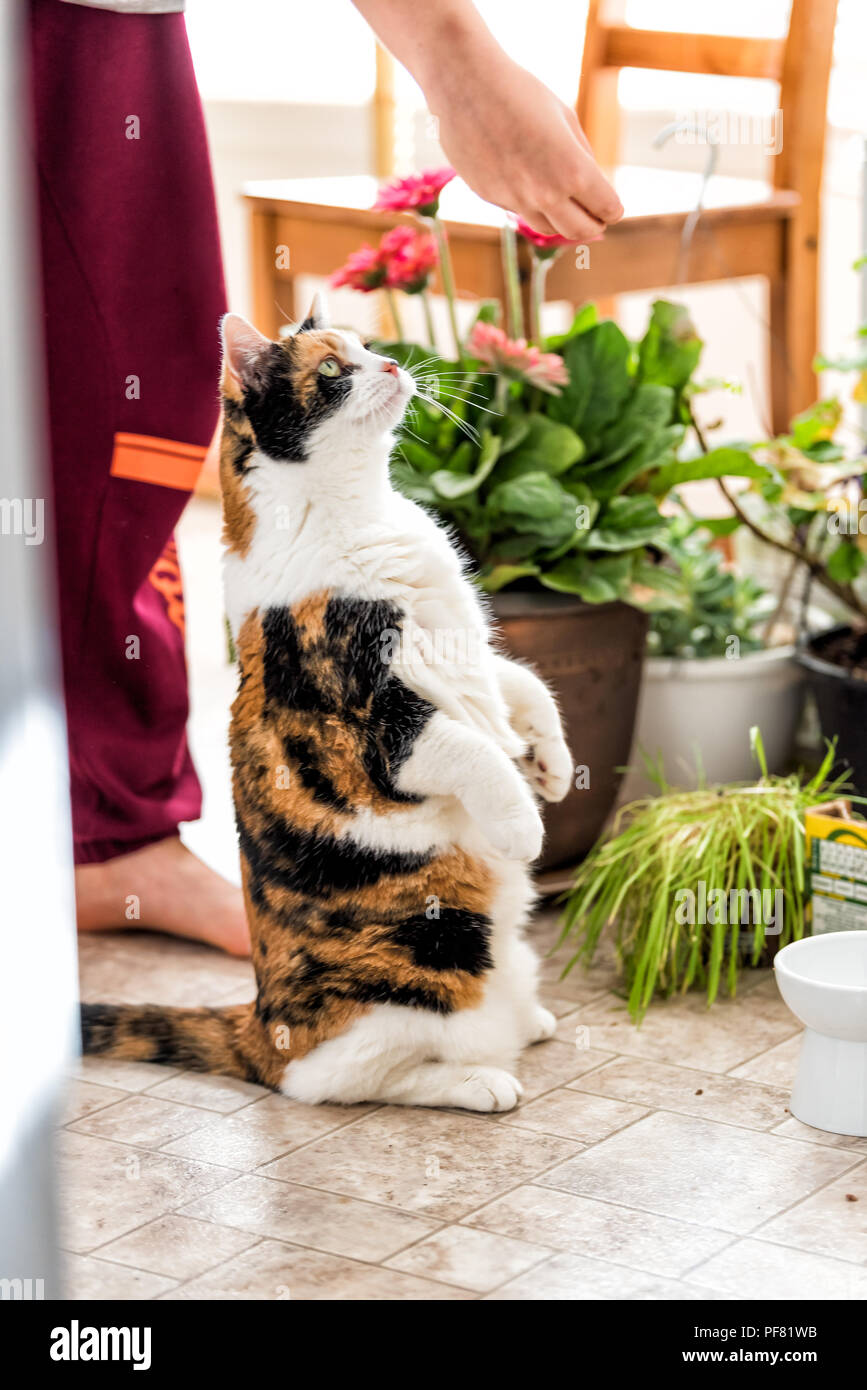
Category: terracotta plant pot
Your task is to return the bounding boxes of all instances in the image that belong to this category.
[491,591,649,870]
[798,625,867,794]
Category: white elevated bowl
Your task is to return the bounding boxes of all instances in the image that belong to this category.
[774,931,867,1136]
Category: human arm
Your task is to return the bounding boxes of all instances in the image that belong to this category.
[350,0,623,241]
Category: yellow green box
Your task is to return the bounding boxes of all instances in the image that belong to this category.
[806,799,867,934]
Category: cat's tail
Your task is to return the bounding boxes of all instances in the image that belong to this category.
[79,1001,271,1087]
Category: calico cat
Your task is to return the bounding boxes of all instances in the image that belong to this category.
[81,299,573,1112]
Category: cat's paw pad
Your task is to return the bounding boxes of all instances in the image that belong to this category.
[454,1067,524,1113]
[484,800,544,861]
[522,733,573,803]
[530,1006,557,1043]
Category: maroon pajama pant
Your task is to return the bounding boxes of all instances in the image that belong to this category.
[28,0,227,864]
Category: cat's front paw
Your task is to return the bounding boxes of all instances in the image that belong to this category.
[483,798,544,862]
[522,732,573,803]
[453,1067,524,1112]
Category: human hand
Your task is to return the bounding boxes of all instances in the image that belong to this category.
[428,53,623,242]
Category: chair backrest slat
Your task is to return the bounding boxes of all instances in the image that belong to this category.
[577,0,839,192]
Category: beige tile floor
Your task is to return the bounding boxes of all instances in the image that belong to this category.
[66,913,867,1301]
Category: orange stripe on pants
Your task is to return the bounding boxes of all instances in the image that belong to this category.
[110,433,207,491]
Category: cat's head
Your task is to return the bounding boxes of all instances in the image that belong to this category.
[219,296,414,464]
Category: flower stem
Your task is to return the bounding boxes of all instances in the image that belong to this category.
[385,290,404,341]
[420,291,438,351]
[431,214,462,361]
[500,224,524,340]
[530,257,551,344]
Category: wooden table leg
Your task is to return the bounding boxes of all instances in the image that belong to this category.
[249,207,298,337]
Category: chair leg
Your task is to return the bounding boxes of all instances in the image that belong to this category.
[785,211,821,424]
[768,215,819,434]
[768,271,791,436]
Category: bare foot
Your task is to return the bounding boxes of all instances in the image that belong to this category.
[75,836,250,956]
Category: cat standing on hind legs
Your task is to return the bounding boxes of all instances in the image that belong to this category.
[80,296,573,1113]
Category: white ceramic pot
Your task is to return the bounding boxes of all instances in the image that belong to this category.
[775,932,867,1136]
[621,646,804,798]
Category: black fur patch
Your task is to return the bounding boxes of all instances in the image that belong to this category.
[281,731,352,812]
[260,597,435,804]
[262,607,328,712]
[242,340,353,462]
[238,817,433,898]
[80,1002,117,1054]
[391,909,494,974]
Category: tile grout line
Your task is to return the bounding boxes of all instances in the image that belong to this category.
[723,1027,803,1078]
[153,1235,481,1301]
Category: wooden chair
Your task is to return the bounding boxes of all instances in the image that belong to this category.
[243,0,838,433]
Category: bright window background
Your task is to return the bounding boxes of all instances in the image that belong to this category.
[187,0,867,135]
[185,0,376,103]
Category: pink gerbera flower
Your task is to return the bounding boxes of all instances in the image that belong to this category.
[466,321,570,395]
[330,243,389,292]
[514,217,574,259]
[331,226,439,296]
[373,167,456,218]
[381,226,439,293]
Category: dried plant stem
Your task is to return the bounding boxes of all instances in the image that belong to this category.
[688,405,867,621]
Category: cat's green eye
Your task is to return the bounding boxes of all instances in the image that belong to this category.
[317,357,341,378]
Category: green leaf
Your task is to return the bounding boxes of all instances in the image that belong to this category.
[541,552,632,602]
[827,542,865,584]
[698,516,742,538]
[488,534,544,562]
[446,441,475,474]
[430,431,501,499]
[479,562,540,592]
[590,425,684,498]
[789,398,843,450]
[803,439,845,463]
[637,300,703,393]
[591,384,676,469]
[390,456,437,504]
[487,471,568,520]
[543,303,598,352]
[495,414,585,481]
[651,446,771,496]
[547,321,632,447]
[473,300,501,327]
[588,495,667,551]
[397,439,443,474]
[497,414,532,455]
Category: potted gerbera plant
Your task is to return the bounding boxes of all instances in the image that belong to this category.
[330,168,732,866]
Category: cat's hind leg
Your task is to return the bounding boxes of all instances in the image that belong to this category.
[282,1045,523,1113]
[375,1061,523,1112]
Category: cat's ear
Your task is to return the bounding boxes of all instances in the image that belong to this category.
[220,313,271,390]
[298,292,330,332]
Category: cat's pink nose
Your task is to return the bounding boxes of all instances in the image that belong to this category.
[381,360,399,376]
